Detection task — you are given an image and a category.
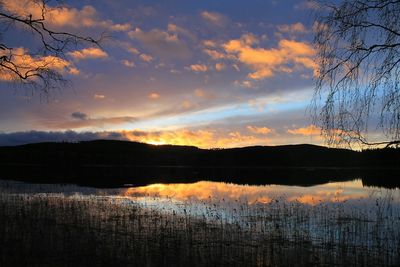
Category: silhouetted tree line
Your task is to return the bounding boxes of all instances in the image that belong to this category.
[0,140,398,187]
[0,140,398,167]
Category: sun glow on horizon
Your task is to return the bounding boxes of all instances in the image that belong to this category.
[145,140,168,146]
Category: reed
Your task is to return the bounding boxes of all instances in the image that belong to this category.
[0,185,399,266]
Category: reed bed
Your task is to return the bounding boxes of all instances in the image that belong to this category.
[0,185,399,267]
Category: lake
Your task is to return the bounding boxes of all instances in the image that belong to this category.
[0,178,399,266]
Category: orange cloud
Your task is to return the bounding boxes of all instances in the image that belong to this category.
[277,22,308,34]
[188,64,208,72]
[241,33,260,45]
[203,49,227,60]
[215,63,226,71]
[148,93,160,99]
[139,54,153,62]
[68,48,108,61]
[287,125,321,136]
[116,41,140,55]
[200,11,228,27]
[1,0,130,31]
[247,126,273,135]
[203,40,217,48]
[223,35,316,80]
[0,47,77,81]
[120,128,272,149]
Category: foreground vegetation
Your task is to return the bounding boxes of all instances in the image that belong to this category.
[0,183,399,267]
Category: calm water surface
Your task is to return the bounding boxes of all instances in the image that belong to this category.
[1,178,400,266]
[1,178,399,220]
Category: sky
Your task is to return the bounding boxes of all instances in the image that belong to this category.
[0,0,326,148]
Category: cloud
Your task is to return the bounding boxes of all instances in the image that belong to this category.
[167,23,196,41]
[139,54,153,62]
[223,35,316,79]
[201,11,228,27]
[277,22,308,34]
[215,63,226,71]
[128,27,191,60]
[170,69,181,74]
[1,0,131,31]
[121,128,271,148]
[234,80,253,89]
[115,41,140,55]
[94,94,106,100]
[182,100,194,109]
[44,112,138,129]
[241,33,259,46]
[194,89,206,98]
[247,126,273,135]
[0,47,78,81]
[148,93,160,99]
[126,46,140,55]
[287,125,321,136]
[187,64,208,72]
[0,127,273,148]
[67,47,108,61]
[0,123,328,149]
[247,98,268,112]
[0,130,128,146]
[121,59,135,68]
[203,40,217,48]
[203,49,228,60]
[194,88,215,99]
[71,111,88,120]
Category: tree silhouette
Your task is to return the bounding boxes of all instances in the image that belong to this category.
[0,0,101,94]
[313,0,400,147]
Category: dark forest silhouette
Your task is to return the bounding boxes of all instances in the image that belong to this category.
[0,140,398,187]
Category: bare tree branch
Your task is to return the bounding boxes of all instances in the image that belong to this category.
[0,0,102,94]
[313,0,400,148]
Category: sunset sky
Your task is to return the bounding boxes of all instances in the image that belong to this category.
[0,0,326,148]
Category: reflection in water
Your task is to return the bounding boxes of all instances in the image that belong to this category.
[1,178,398,208]
[1,178,399,266]
[1,178,399,223]
[122,180,388,205]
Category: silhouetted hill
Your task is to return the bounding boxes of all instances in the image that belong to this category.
[0,140,361,167]
[0,140,398,187]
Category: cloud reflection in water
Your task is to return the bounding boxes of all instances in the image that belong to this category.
[122,180,377,206]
